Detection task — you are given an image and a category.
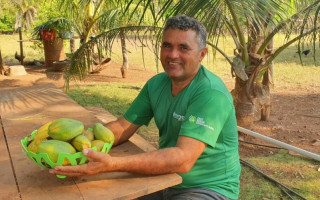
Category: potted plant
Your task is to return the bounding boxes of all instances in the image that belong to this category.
[33,18,74,68]
[33,18,74,40]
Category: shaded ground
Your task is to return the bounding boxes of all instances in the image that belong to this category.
[1,62,319,159]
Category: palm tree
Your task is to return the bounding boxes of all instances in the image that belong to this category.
[65,25,160,90]
[59,0,158,77]
[152,0,320,127]
[14,0,38,65]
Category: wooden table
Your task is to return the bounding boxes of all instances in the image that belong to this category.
[0,84,181,200]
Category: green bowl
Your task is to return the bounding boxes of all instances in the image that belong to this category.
[21,128,113,178]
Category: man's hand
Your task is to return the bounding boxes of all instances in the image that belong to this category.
[49,148,113,177]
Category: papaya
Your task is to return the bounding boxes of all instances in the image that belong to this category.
[71,135,91,151]
[27,139,46,153]
[48,118,84,141]
[34,121,52,140]
[93,123,114,143]
[37,140,76,165]
[91,140,105,152]
[82,130,94,141]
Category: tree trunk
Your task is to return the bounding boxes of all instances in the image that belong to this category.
[231,77,255,128]
[70,38,76,53]
[0,48,4,75]
[261,38,274,121]
[120,30,129,78]
[19,28,24,65]
[233,21,273,128]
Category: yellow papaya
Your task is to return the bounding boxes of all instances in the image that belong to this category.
[37,140,76,165]
[83,130,94,141]
[48,118,84,141]
[93,123,114,143]
[34,121,52,140]
[27,139,46,153]
[71,135,91,151]
[91,140,105,152]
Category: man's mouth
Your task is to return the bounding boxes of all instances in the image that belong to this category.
[168,61,181,66]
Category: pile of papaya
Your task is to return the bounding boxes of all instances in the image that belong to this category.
[27,118,114,165]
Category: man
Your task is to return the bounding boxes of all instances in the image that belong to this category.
[50,15,241,200]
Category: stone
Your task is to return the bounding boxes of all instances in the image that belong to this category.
[8,65,27,76]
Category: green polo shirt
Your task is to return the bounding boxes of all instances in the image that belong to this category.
[124,65,241,199]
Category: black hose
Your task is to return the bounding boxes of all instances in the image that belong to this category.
[240,159,307,200]
[239,139,284,149]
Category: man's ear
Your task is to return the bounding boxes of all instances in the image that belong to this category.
[199,47,208,62]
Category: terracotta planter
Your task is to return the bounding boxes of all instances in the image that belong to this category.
[43,38,65,68]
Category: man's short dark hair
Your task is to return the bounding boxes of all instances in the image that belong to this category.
[163,15,207,50]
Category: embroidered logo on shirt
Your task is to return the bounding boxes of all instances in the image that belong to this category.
[189,115,214,131]
[188,115,196,123]
[173,112,185,121]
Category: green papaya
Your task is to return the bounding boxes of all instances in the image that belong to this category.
[48,118,84,141]
[82,130,94,141]
[91,140,105,152]
[93,123,114,143]
[71,135,91,151]
[37,140,76,165]
[34,121,52,140]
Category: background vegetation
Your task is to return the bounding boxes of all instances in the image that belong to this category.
[1,0,320,199]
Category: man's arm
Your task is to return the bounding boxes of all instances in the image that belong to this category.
[49,136,206,177]
[105,116,141,146]
[112,136,206,174]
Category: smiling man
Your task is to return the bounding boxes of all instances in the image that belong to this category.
[50,16,241,200]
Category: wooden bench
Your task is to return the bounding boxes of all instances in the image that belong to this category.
[0,83,181,200]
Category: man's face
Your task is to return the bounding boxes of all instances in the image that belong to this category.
[160,28,207,82]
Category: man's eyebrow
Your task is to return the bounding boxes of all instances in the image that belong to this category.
[162,41,171,45]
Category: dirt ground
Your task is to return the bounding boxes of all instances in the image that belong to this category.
[1,62,319,159]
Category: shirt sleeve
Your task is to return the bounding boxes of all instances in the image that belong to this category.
[123,82,154,126]
[179,89,233,148]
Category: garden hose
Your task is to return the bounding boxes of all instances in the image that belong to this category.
[240,159,307,200]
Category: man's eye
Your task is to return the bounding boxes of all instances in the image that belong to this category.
[180,46,189,51]
[162,43,170,48]
[162,44,170,48]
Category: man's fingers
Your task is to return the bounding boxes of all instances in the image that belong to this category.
[48,149,110,177]
[83,148,105,162]
[49,164,94,177]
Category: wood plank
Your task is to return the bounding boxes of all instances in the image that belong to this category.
[0,84,93,200]
[0,84,181,200]
[0,120,20,200]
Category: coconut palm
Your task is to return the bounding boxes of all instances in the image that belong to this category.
[59,0,159,79]
[13,0,38,64]
[151,0,320,127]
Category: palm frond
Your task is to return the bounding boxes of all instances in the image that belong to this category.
[65,25,162,91]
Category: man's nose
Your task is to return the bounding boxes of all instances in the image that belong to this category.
[167,48,179,59]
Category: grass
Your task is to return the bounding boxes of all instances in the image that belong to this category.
[240,150,320,199]
[1,33,320,199]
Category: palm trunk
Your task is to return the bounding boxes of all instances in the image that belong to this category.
[232,22,274,128]
[231,77,255,128]
[0,48,4,75]
[120,30,129,78]
[261,38,273,121]
[18,28,24,65]
[70,38,76,53]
